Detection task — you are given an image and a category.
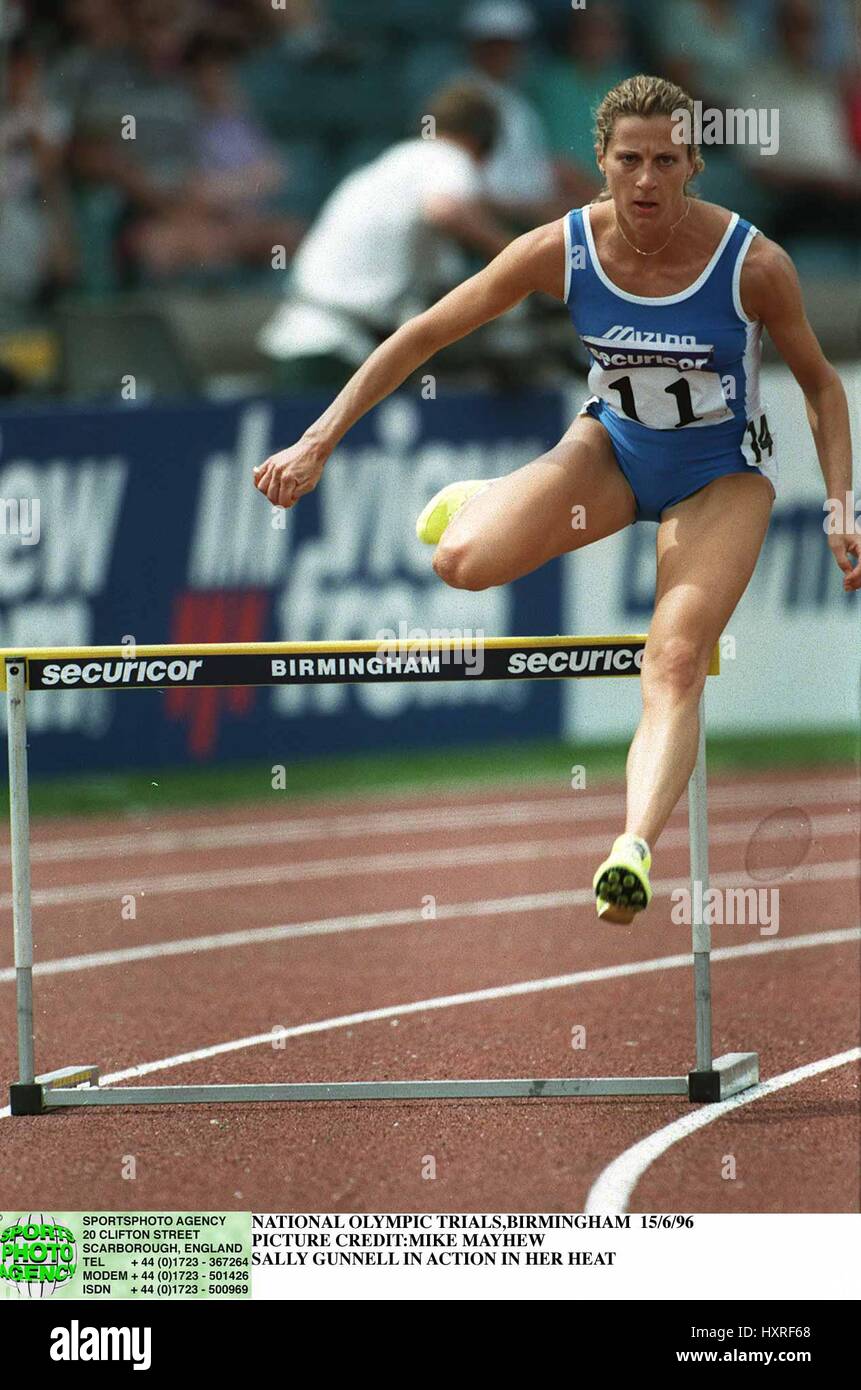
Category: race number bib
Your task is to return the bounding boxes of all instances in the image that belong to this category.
[740,412,775,468]
[588,364,735,431]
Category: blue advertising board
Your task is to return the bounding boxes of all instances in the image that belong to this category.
[0,390,567,774]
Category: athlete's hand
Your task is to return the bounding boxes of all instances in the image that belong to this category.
[827,528,861,592]
[253,436,329,509]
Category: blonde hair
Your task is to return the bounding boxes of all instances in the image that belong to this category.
[593,74,705,200]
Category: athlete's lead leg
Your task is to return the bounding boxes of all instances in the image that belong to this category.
[625,471,774,847]
[430,414,636,589]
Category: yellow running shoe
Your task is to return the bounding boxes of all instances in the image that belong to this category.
[593,834,652,925]
[415,479,493,545]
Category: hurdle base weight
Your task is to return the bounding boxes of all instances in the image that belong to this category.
[9,1064,101,1114]
[9,1083,45,1115]
[688,1051,760,1103]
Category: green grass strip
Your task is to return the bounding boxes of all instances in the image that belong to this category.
[2,727,856,821]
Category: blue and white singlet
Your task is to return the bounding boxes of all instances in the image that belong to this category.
[565,203,777,521]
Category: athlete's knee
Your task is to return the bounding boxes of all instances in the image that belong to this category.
[642,635,709,703]
[432,537,494,591]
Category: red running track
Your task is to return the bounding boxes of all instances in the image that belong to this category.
[0,765,858,1213]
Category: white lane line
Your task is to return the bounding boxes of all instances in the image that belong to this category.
[584,1048,861,1215]
[0,930,856,1123]
[3,817,856,911]
[9,774,858,866]
[0,858,858,983]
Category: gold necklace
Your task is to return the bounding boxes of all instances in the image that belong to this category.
[614,198,691,256]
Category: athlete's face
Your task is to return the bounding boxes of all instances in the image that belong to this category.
[599,116,694,225]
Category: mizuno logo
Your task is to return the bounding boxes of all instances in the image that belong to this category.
[582,326,715,371]
[601,325,703,348]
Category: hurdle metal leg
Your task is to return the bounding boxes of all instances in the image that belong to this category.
[686,687,759,1101]
[689,688,713,1072]
[6,661,37,1107]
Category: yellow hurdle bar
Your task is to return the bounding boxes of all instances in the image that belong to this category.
[0,635,720,692]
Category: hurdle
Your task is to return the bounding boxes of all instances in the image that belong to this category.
[2,635,759,1114]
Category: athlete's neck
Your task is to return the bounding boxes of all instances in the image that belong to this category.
[612,196,691,256]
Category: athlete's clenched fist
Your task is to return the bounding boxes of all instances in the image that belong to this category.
[253,435,329,509]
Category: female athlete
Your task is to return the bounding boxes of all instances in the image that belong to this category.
[254,75,859,925]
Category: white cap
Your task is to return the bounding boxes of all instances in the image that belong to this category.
[462,1,536,42]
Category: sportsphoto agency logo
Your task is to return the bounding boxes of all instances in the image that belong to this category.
[0,1213,77,1297]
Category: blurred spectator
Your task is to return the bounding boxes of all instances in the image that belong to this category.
[259,81,510,390]
[737,0,854,76]
[737,0,860,241]
[240,0,334,59]
[48,0,130,127]
[70,0,200,279]
[0,0,25,41]
[460,0,559,220]
[3,0,857,397]
[653,0,749,108]
[843,1,861,159]
[847,73,861,160]
[237,0,381,159]
[527,2,630,203]
[0,36,77,312]
[183,33,306,268]
[69,0,303,281]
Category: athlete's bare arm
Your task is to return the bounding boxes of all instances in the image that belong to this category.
[253,220,565,509]
[741,235,860,592]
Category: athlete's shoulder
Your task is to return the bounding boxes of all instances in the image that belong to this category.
[741,230,795,275]
[738,232,801,322]
[499,217,567,301]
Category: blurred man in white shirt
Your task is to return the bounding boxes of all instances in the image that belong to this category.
[259,81,509,389]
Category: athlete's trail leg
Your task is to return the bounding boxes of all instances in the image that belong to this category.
[626,472,774,846]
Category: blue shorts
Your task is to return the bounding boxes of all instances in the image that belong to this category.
[582,398,773,523]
